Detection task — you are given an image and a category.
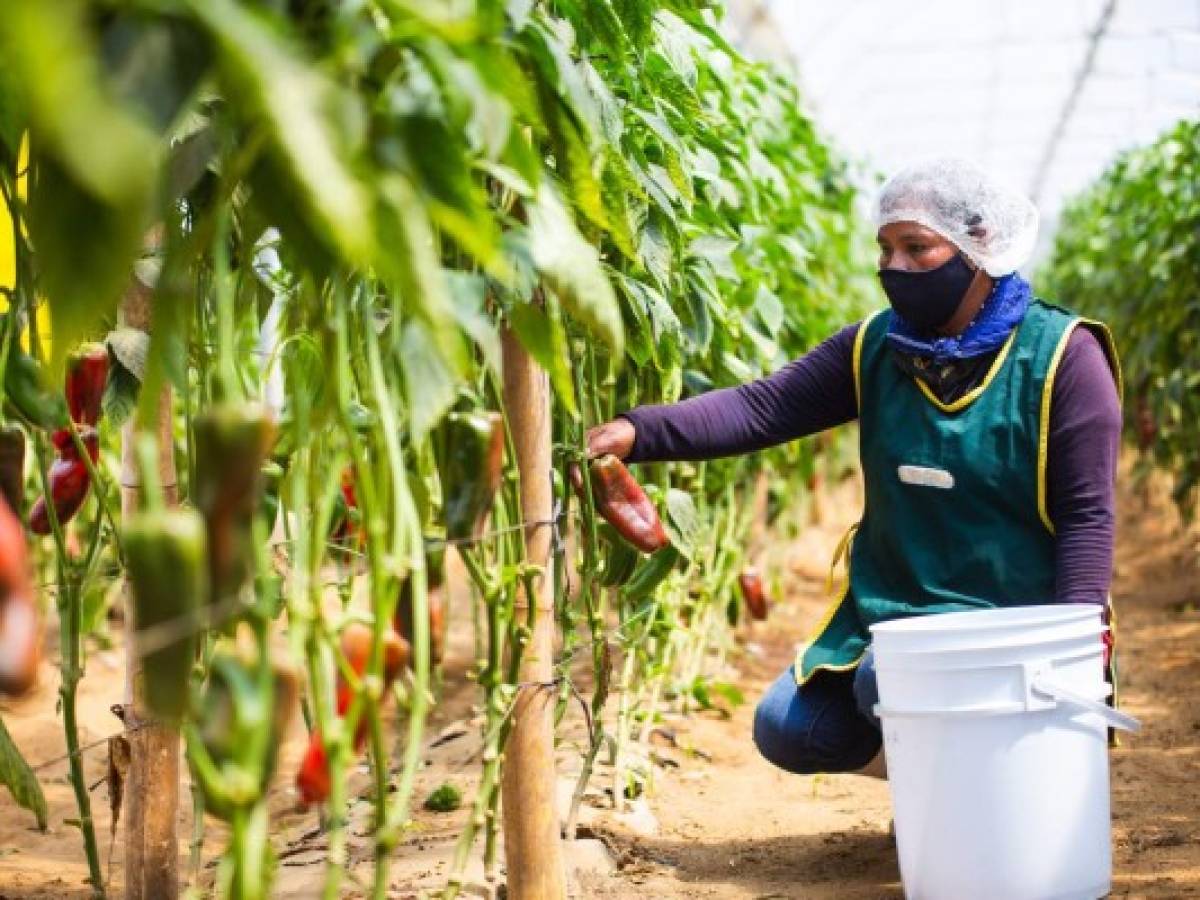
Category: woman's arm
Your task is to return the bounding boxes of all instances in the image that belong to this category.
[1047,327,1123,605]
[608,323,862,464]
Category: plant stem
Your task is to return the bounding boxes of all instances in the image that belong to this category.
[59,570,105,896]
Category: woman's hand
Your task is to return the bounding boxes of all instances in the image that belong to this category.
[585,417,636,460]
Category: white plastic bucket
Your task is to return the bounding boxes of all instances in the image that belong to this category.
[870,605,1139,900]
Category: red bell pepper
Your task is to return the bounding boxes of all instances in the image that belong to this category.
[296,623,409,804]
[738,567,769,621]
[29,428,99,535]
[64,343,109,426]
[572,454,669,554]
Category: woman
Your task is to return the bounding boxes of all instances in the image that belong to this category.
[586,158,1122,777]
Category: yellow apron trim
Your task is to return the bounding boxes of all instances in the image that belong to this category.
[911,327,1019,414]
[1079,317,1124,402]
[853,310,886,414]
[1036,318,1122,534]
[823,521,858,599]
[794,523,862,686]
[795,647,866,686]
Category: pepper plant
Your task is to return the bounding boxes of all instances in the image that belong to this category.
[0,1,875,897]
[1041,117,1200,517]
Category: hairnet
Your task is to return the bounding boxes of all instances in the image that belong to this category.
[873,157,1039,277]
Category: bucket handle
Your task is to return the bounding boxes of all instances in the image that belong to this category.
[874,664,1142,732]
[1029,674,1141,733]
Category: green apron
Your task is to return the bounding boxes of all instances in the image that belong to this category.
[795,299,1121,684]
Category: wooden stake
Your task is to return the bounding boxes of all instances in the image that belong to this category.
[499,325,566,899]
[120,280,180,900]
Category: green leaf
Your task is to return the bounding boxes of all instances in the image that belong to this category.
[753,285,784,337]
[508,296,577,417]
[446,271,502,374]
[526,16,599,142]
[663,488,698,557]
[616,274,680,367]
[98,13,212,133]
[0,64,27,159]
[101,354,141,429]
[400,319,463,444]
[507,0,535,30]
[637,162,682,220]
[0,714,47,830]
[610,0,654,50]
[629,107,685,157]
[637,217,672,289]
[579,59,623,145]
[543,99,607,233]
[187,0,374,266]
[526,186,623,359]
[600,160,640,261]
[393,106,502,273]
[0,0,159,206]
[376,174,468,374]
[3,336,69,431]
[27,152,148,371]
[651,12,699,88]
[689,235,738,280]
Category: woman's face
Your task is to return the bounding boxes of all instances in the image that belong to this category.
[877,221,959,272]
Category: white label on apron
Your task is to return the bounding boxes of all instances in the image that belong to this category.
[897,464,955,489]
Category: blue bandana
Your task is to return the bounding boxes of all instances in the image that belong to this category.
[885,272,1031,364]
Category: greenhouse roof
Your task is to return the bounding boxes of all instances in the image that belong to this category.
[729,0,1200,250]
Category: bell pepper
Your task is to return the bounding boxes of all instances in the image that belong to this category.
[64,343,109,426]
[296,622,409,804]
[0,494,38,694]
[598,523,640,587]
[336,622,409,711]
[572,454,669,554]
[620,545,680,604]
[295,735,332,805]
[738,567,769,621]
[50,426,100,462]
[29,427,99,534]
[395,542,447,665]
[0,425,25,517]
[193,404,276,603]
[193,649,297,821]
[438,411,505,541]
[124,507,208,722]
[3,343,69,432]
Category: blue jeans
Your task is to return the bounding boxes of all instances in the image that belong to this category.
[752,648,882,774]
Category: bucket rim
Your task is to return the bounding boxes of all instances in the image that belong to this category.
[869,604,1100,637]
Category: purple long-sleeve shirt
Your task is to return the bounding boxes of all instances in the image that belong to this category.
[622,321,1121,605]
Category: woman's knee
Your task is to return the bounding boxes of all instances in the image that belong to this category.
[752,667,881,775]
[752,670,814,773]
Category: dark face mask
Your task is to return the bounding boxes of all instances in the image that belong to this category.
[878,253,976,333]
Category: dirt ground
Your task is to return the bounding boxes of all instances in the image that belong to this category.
[0,472,1196,898]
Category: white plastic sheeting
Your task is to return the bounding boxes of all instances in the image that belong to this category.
[729,0,1200,255]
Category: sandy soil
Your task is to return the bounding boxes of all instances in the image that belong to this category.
[0,472,1196,898]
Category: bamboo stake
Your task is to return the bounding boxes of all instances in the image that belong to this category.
[499,325,566,899]
[120,280,180,900]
